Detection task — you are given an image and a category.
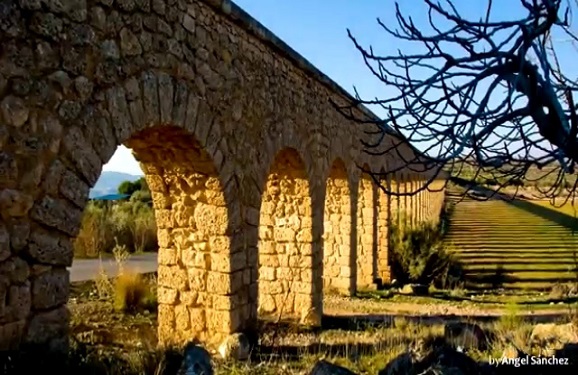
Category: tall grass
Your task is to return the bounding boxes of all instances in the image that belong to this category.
[73,201,157,258]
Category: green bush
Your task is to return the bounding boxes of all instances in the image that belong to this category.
[73,200,157,258]
[389,219,462,287]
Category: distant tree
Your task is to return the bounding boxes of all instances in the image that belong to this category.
[341,0,578,202]
[118,177,152,205]
[130,189,152,205]
[118,177,149,197]
[118,180,140,196]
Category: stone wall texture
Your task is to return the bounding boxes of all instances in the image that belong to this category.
[0,0,447,350]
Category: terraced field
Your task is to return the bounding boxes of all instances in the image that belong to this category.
[445,189,578,290]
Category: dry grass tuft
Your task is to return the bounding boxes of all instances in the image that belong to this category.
[114,271,156,313]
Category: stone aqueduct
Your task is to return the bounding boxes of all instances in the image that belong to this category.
[0,0,446,350]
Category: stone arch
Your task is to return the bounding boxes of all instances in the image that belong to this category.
[322,158,354,295]
[0,59,246,349]
[257,147,316,324]
[355,164,378,290]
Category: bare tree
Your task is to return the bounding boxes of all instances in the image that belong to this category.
[336,0,578,204]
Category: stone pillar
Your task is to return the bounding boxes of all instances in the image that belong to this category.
[258,149,317,325]
[418,179,424,224]
[377,180,390,284]
[323,161,353,296]
[391,173,400,229]
[407,176,417,229]
[398,174,407,230]
[425,183,431,223]
[129,130,250,350]
[356,171,377,290]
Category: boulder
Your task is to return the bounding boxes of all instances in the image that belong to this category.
[218,332,251,361]
[556,343,578,367]
[379,352,419,375]
[177,344,213,375]
[444,322,489,351]
[531,323,578,352]
[400,284,429,296]
[379,344,481,375]
[309,360,357,375]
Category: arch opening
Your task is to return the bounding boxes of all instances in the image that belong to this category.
[4,121,241,350]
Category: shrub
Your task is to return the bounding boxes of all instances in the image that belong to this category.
[74,200,158,258]
[389,219,462,287]
[114,271,155,313]
[73,203,114,258]
[111,201,157,254]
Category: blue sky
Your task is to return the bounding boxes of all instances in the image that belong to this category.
[104,0,578,175]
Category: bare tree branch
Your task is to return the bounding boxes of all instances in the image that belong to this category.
[335,0,578,200]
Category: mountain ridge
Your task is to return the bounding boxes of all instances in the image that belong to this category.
[89,171,143,198]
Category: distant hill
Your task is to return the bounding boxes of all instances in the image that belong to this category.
[89,171,143,198]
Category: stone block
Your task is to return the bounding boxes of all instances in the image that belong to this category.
[31,268,68,310]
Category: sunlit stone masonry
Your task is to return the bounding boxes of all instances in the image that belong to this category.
[0,0,446,350]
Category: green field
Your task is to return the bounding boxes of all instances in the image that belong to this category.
[445,189,578,290]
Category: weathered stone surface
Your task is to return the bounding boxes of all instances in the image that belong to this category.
[0,0,444,352]
[0,224,9,261]
[0,319,25,351]
[1,95,29,127]
[31,268,69,310]
[120,27,142,56]
[0,189,33,218]
[0,256,30,284]
[26,228,73,266]
[24,304,69,345]
[30,196,82,237]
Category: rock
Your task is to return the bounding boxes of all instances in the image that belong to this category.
[217,332,251,360]
[531,323,578,351]
[379,352,419,375]
[444,322,488,350]
[0,189,34,218]
[177,343,213,375]
[0,224,10,261]
[379,345,481,375]
[101,40,120,60]
[556,343,578,366]
[120,27,142,56]
[549,283,578,300]
[400,284,429,296]
[1,95,29,127]
[309,360,357,375]
[418,345,481,375]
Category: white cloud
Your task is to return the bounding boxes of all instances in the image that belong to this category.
[102,145,144,176]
